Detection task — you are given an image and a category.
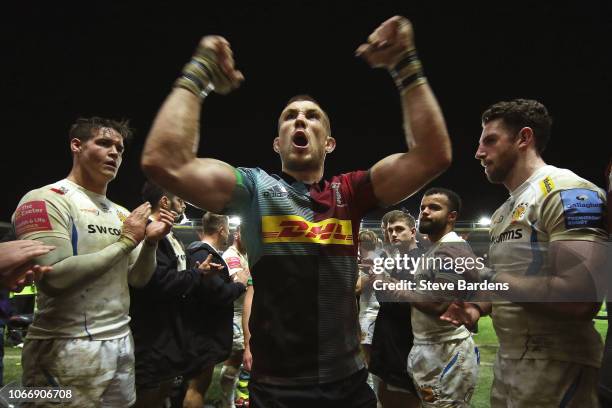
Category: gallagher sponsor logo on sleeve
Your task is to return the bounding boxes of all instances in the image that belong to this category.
[560,188,604,229]
[14,201,52,236]
[261,215,353,245]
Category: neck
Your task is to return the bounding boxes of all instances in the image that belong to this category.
[429,225,454,244]
[67,166,108,195]
[233,242,245,255]
[504,153,546,192]
[282,165,324,185]
[202,235,222,251]
[407,239,418,250]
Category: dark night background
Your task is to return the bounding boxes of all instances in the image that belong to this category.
[2,1,610,223]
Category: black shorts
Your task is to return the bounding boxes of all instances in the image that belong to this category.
[369,303,416,393]
[248,369,376,408]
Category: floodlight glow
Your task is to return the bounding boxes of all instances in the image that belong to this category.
[478,216,491,226]
[229,216,241,226]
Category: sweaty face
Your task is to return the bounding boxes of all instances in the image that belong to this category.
[76,127,124,184]
[387,220,416,246]
[475,119,519,184]
[419,194,452,235]
[276,100,332,172]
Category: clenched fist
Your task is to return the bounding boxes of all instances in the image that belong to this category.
[356,16,416,70]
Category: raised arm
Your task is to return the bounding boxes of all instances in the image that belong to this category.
[142,36,244,213]
[357,16,451,206]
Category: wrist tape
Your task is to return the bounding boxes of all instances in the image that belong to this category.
[389,48,427,93]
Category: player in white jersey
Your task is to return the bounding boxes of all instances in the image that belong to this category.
[356,230,380,357]
[466,99,608,407]
[402,188,479,407]
[12,117,173,407]
[355,230,381,400]
[220,225,251,408]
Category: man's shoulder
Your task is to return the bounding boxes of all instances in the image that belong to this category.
[14,179,77,215]
[236,167,268,180]
[221,246,238,259]
[328,170,370,185]
[186,241,216,256]
[531,166,604,200]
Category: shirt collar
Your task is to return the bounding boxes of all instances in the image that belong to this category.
[274,171,326,191]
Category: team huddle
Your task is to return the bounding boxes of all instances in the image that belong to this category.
[3,15,610,408]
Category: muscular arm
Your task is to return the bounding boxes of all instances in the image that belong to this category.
[493,239,607,320]
[370,84,451,206]
[358,16,451,206]
[32,235,137,297]
[142,36,243,213]
[142,88,237,213]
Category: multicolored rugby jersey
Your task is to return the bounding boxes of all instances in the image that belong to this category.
[224,167,379,385]
[12,179,140,340]
[489,165,607,367]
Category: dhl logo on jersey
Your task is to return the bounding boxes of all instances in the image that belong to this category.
[262,215,353,245]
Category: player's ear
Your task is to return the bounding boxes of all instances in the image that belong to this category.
[517,127,534,150]
[70,138,82,154]
[325,136,336,153]
[273,137,280,153]
[160,196,169,210]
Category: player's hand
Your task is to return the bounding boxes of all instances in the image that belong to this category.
[196,254,224,276]
[122,202,152,244]
[197,36,244,94]
[356,16,415,69]
[0,240,55,272]
[232,268,250,286]
[439,301,481,330]
[243,346,253,372]
[10,265,52,292]
[145,208,174,243]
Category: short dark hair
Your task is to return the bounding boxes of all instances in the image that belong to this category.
[358,229,379,252]
[69,117,133,143]
[141,181,173,210]
[385,210,416,229]
[423,187,462,216]
[481,99,552,154]
[201,212,228,235]
[281,94,331,135]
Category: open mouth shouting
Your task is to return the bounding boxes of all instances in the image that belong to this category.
[292,130,309,150]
